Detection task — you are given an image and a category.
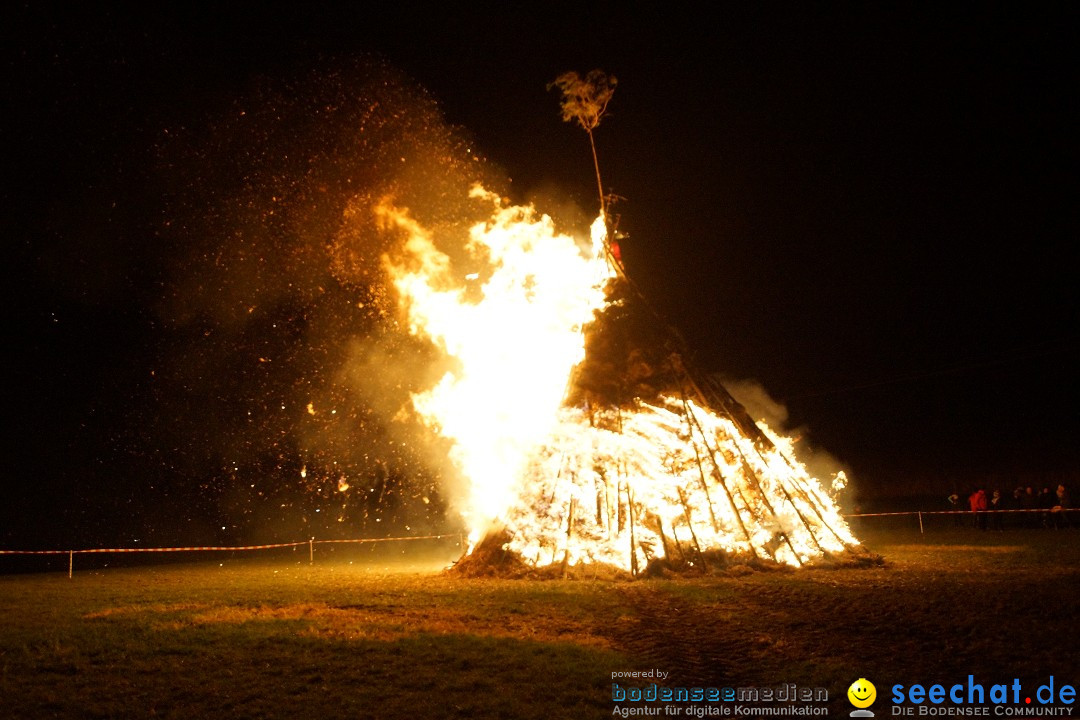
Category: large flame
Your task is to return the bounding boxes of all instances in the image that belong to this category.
[384,186,858,571]
[382,186,612,541]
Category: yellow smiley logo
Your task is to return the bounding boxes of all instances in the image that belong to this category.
[848,678,876,708]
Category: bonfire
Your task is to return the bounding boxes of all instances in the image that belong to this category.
[382,71,876,577]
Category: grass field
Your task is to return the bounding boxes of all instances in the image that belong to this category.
[2,526,1078,719]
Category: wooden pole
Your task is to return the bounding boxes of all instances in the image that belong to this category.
[587,129,606,222]
[679,393,758,557]
[677,487,707,570]
[604,473,613,537]
[68,550,73,579]
[746,433,855,552]
[734,456,804,566]
[734,431,830,558]
[548,457,567,506]
[309,538,314,564]
[677,371,800,563]
[777,483,826,555]
[654,515,676,563]
[562,498,576,578]
[684,411,721,532]
[675,354,772,452]
[626,484,638,577]
[787,473,856,551]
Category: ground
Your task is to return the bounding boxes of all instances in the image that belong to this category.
[1,525,1077,719]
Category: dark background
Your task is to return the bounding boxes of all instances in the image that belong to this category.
[3,2,1077,548]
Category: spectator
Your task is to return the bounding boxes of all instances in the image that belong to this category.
[948,492,963,526]
[1010,487,1024,526]
[990,489,1004,531]
[1051,484,1071,529]
[969,488,988,530]
[1037,487,1055,528]
[1021,486,1038,527]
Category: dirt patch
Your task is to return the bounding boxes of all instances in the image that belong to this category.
[90,600,616,648]
[83,602,209,619]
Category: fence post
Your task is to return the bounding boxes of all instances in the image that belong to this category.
[918,511,924,534]
[68,550,73,579]
[309,538,314,564]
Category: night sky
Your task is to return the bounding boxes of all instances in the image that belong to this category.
[3,3,1077,548]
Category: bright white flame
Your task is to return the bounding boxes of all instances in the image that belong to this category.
[383,186,612,542]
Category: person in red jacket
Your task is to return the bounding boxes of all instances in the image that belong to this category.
[969,488,988,530]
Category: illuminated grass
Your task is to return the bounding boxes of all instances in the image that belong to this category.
[1,529,1076,718]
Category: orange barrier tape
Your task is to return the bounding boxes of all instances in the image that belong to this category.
[0,542,307,555]
[845,509,1068,517]
[0,533,461,555]
[314,534,460,545]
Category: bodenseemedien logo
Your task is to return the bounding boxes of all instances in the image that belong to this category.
[849,678,877,717]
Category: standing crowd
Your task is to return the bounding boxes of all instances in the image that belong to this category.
[950,483,1067,528]
[957,484,1072,530]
